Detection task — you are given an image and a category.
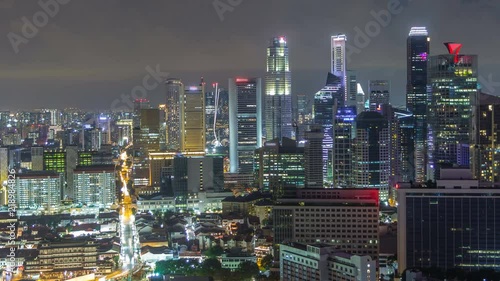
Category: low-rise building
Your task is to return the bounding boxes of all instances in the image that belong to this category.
[220,253,257,271]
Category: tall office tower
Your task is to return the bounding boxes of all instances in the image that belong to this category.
[397,111,415,182]
[407,27,430,183]
[228,78,263,174]
[273,188,379,260]
[304,125,324,188]
[397,169,500,272]
[73,165,116,208]
[31,146,44,171]
[314,73,345,185]
[333,106,357,188]
[254,138,305,196]
[331,34,348,103]
[133,99,150,129]
[471,92,500,182]
[165,78,184,151]
[428,43,478,178]
[368,80,391,111]
[181,82,206,152]
[158,104,167,151]
[380,105,406,184]
[356,83,366,115]
[346,70,358,107]
[138,108,160,153]
[353,112,390,201]
[15,171,62,213]
[331,34,347,77]
[265,36,293,141]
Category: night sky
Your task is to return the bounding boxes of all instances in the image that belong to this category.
[1,0,499,110]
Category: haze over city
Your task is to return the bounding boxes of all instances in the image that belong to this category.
[1,0,500,109]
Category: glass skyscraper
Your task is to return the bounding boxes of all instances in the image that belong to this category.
[228,77,263,174]
[181,82,206,153]
[265,37,293,141]
[165,78,183,151]
[406,27,430,183]
[427,43,478,178]
[333,106,357,188]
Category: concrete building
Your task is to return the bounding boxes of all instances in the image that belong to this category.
[304,125,324,189]
[73,165,117,208]
[280,243,376,281]
[368,80,390,111]
[273,189,379,260]
[397,168,500,272]
[15,171,62,213]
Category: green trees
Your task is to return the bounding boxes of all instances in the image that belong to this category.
[204,245,224,258]
[260,254,273,270]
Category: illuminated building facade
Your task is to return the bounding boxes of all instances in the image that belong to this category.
[314,73,345,184]
[265,36,293,141]
[254,138,305,196]
[73,165,117,208]
[273,189,379,260]
[304,125,324,189]
[333,106,356,188]
[407,27,430,183]
[165,78,184,151]
[181,83,206,152]
[353,112,390,201]
[471,92,500,182]
[229,78,263,175]
[15,171,62,212]
[368,80,390,111]
[427,43,478,178]
[398,170,500,272]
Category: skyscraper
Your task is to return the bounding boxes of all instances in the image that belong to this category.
[314,73,344,184]
[331,34,347,78]
[304,125,323,189]
[368,80,391,111]
[333,106,357,188]
[353,112,390,201]
[228,77,263,174]
[428,43,478,178]
[406,27,430,182]
[165,78,184,151]
[265,37,293,141]
[181,82,206,153]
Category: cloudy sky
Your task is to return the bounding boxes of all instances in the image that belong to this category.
[1,0,499,110]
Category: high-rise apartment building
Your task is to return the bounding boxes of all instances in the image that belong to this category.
[368,80,390,111]
[265,37,293,141]
[333,106,357,188]
[228,78,263,174]
[407,27,430,183]
[397,169,500,272]
[16,171,62,213]
[428,43,478,178]
[181,83,206,152]
[273,188,379,260]
[353,112,390,201]
[73,165,117,208]
[165,78,184,151]
[31,146,44,171]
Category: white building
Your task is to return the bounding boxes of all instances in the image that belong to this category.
[15,171,62,213]
[220,253,257,271]
[73,165,116,208]
[280,243,376,281]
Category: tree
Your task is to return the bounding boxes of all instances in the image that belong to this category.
[236,261,260,280]
[204,245,224,258]
[198,258,222,276]
[260,254,273,270]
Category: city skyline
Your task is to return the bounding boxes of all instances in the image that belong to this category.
[1,0,500,110]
